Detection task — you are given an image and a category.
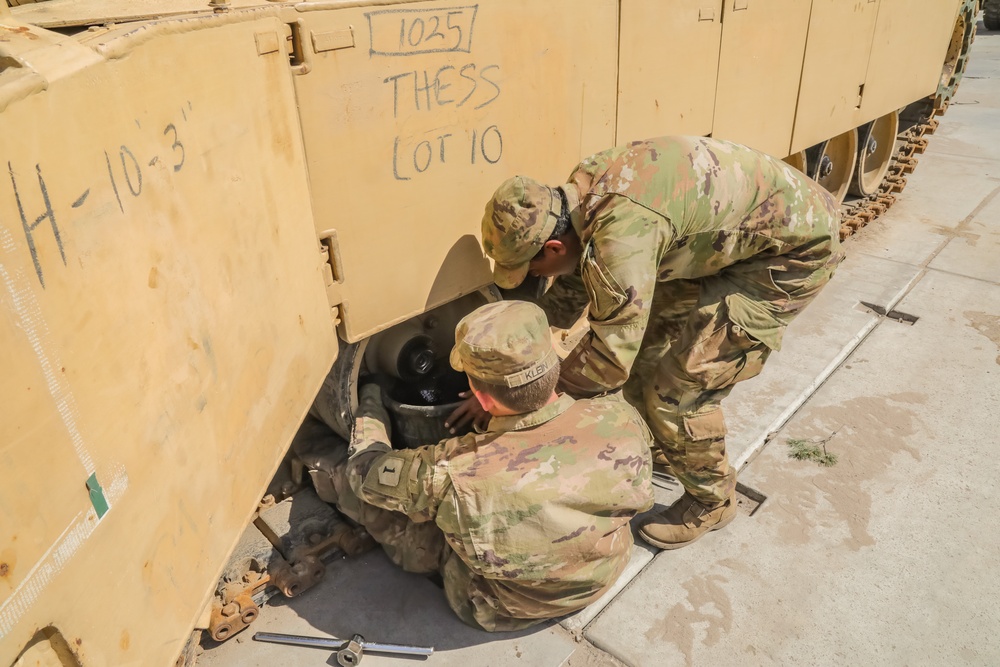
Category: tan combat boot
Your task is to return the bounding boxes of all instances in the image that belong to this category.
[638,492,737,550]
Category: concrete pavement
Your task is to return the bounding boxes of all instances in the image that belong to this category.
[201,23,1000,667]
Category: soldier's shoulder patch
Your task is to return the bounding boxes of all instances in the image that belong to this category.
[378,456,404,487]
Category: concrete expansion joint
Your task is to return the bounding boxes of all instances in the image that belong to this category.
[563,549,663,647]
[553,622,629,667]
[923,264,1000,287]
[735,261,926,472]
[735,177,1000,469]
[924,182,1000,264]
[933,149,1000,164]
[740,182,987,471]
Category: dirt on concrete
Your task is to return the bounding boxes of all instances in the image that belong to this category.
[562,639,627,667]
[964,310,1000,364]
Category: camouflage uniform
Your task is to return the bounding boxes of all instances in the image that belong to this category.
[322,301,654,631]
[483,136,844,507]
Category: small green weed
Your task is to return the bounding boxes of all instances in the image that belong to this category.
[787,437,839,467]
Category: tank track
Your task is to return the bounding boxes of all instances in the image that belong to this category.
[839,103,940,239]
[839,0,979,240]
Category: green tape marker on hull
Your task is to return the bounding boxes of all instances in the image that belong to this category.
[86,472,109,519]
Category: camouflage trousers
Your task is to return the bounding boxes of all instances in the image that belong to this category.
[622,257,838,506]
[296,428,449,573]
[303,434,542,632]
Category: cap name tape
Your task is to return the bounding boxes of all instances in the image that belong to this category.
[503,350,557,388]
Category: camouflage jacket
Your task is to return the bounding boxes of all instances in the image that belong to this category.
[347,389,653,627]
[556,136,844,396]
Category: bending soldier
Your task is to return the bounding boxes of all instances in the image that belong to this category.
[476,136,845,550]
[310,301,653,631]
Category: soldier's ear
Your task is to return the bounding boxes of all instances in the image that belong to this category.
[542,239,568,257]
[471,387,496,413]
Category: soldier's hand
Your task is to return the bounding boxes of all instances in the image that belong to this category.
[444,392,490,434]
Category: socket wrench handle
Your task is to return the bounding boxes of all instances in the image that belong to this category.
[362,640,434,657]
[253,632,433,658]
[253,632,343,649]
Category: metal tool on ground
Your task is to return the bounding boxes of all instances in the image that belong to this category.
[253,631,434,665]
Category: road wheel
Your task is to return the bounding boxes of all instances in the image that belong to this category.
[985,0,1000,31]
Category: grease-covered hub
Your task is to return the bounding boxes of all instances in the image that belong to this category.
[388,367,468,407]
[395,335,437,382]
[360,292,493,448]
[384,368,472,448]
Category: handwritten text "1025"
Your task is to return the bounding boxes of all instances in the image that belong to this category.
[367,6,478,57]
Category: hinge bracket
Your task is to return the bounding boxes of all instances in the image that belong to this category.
[287,20,312,75]
[319,229,344,323]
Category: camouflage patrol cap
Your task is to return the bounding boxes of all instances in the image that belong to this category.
[481,176,561,289]
[450,301,558,388]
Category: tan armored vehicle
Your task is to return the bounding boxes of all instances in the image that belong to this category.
[0,0,979,664]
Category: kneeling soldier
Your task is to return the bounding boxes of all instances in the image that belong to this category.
[320,301,653,631]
